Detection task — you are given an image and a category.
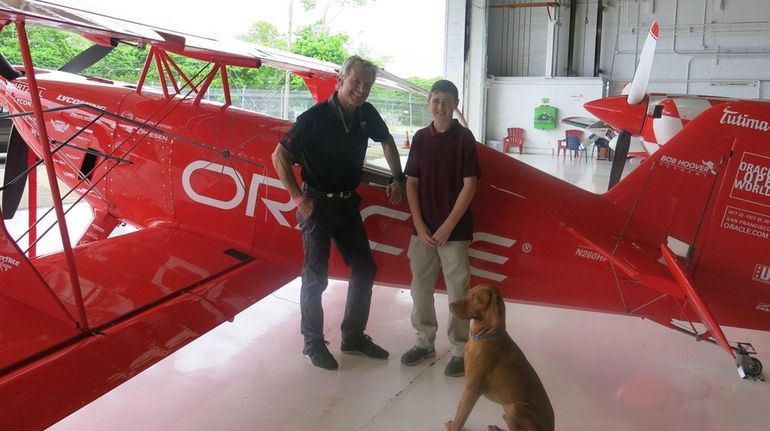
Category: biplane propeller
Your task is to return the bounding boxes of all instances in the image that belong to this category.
[583,22,659,189]
[0,3,767,429]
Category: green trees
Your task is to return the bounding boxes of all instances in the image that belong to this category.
[293,24,349,65]
[0,25,88,69]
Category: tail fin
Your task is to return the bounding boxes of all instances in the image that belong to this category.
[606,100,770,331]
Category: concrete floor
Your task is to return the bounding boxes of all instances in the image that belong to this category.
[47,278,770,431]
[5,152,768,431]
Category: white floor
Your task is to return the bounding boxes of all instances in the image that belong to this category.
[36,153,770,430]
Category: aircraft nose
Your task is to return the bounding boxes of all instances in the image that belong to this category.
[584,95,649,136]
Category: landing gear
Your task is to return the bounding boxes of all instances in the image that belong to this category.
[735,343,764,381]
[670,321,765,381]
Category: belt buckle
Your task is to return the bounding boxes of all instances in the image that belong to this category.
[325,190,351,198]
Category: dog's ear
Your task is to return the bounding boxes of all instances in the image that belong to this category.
[483,285,505,329]
[469,287,488,320]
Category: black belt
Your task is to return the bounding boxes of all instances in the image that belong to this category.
[303,184,353,199]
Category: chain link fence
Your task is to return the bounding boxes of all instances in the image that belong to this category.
[203,88,431,135]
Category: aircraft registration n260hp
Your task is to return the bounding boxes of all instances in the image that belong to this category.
[0,3,766,429]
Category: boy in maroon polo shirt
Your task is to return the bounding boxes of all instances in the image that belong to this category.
[400,80,481,377]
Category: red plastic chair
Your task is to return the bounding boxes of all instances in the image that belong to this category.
[557,129,583,159]
[503,127,525,154]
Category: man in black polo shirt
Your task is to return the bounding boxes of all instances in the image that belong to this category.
[272,55,406,370]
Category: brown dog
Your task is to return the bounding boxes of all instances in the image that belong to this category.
[446,283,554,431]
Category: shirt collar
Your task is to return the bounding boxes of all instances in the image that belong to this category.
[427,118,461,138]
[328,92,359,121]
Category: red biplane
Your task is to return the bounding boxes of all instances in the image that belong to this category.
[0,2,767,429]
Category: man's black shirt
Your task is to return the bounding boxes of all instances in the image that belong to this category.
[280,93,390,192]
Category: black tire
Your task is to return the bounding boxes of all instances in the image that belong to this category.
[746,357,763,377]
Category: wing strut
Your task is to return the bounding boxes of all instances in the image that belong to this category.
[660,245,734,358]
[15,22,89,331]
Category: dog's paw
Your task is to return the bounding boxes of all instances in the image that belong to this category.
[444,420,454,430]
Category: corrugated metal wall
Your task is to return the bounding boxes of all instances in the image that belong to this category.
[484,0,770,98]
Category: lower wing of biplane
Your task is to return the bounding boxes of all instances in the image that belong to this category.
[0,222,299,430]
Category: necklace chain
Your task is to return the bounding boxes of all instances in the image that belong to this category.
[337,103,352,134]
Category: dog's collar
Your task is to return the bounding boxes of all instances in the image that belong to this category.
[471,330,503,341]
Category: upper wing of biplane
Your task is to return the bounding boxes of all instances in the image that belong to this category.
[0,0,426,100]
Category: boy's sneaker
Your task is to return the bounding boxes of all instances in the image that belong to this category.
[444,356,465,377]
[341,334,389,359]
[303,341,339,370]
[400,346,436,366]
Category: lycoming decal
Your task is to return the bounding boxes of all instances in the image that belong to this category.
[56,94,107,112]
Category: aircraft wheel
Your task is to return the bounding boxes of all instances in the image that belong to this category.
[746,357,763,378]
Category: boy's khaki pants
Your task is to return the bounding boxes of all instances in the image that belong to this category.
[407,236,471,357]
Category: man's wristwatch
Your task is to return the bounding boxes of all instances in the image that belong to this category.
[390,173,406,183]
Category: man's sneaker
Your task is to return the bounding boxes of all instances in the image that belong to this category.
[400,346,436,366]
[303,341,339,370]
[340,334,389,359]
[444,356,465,377]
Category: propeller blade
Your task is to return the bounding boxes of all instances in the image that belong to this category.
[608,130,631,189]
[2,126,29,220]
[626,21,659,105]
[0,53,22,81]
[59,44,115,74]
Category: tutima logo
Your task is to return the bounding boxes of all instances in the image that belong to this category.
[754,264,770,284]
[0,255,21,272]
[720,107,770,131]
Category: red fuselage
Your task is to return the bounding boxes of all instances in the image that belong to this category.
[2,69,769,335]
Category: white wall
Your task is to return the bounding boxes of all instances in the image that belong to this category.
[444,0,467,99]
[464,0,488,139]
[485,77,603,152]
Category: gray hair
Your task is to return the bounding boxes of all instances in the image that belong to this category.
[340,55,379,79]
